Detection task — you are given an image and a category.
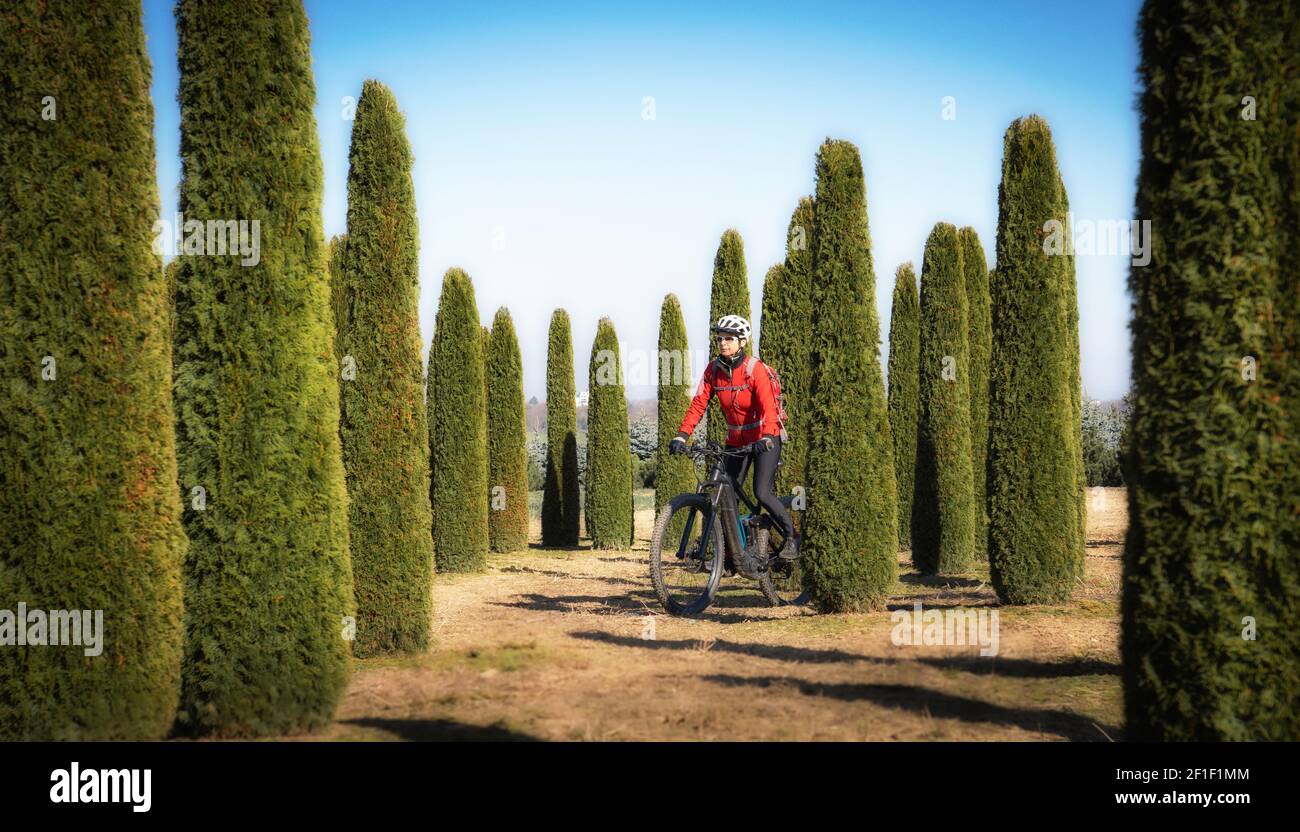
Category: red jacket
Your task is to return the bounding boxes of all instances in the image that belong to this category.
[678,354,780,447]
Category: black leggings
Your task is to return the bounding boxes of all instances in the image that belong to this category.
[723,436,794,542]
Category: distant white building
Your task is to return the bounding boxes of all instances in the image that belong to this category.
[575,390,590,408]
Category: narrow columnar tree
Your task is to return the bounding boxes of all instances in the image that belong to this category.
[328,233,347,363]
[585,318,633,548]
[706,229,752,446]
[172,0,354,736]
[758,196,816,501]
[337,80,432,656]
[911,223,976,574]
[1123,0,1299,740]
[887,262,920,549]
[656,295,695,536]
[426,325,436,548]
[958,229,991,558]
[487,307,530,553]
[802,139,899,612]
[166,258,181,359]
[1058,179,1086,577]
[429,269,489,572]
[986,115,1081,604]
[0,0,186,740]
[542,309,580,546]
[480,325,490,434]
[759,263,788,361]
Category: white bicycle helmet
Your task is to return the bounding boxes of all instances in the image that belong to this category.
[713,314,751,341]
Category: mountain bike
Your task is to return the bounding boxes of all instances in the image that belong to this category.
[649,441,807,615]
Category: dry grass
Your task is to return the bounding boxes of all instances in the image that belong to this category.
[289,488,1128,742]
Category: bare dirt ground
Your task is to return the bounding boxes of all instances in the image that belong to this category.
[300,487,1127,741]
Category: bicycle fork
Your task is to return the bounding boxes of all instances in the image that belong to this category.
[710,480,743,563]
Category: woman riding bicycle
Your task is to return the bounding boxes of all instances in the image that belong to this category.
[668,315,800,561]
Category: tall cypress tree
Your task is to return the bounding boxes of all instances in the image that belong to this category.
[542,309,580,546]
[758,196,815,501]
[986,115,1080,604]
[166,258,181,361]
[887,262,920,549]
[759,263,788,364]
[0,0,185,740]
[911,223,975,574]
[487,307,530,553]
[1123,0,1299,740]
[656,295,695,535]
[426,324,436,548]
[337,80,432,656]
[958,228,991,558]
[803,139,898,612]
[328,233,347,363]
[430,268,489,572]
[706,229,752,446]
[1058,180,1087,577]
[585,318,633,548]
[172,0,353,736]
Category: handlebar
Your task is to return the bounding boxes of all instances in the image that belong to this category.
[686,440,760,459]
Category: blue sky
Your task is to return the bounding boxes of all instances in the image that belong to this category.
[144,0,1142,401]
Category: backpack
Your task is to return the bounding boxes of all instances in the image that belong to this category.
[711,356,790,441]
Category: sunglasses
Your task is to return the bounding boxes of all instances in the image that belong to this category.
[715,334,739,342]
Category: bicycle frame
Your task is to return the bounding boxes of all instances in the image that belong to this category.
[694,450,758,561]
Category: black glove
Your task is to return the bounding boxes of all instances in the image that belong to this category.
[668,432,689,456]
[756,436,774,454]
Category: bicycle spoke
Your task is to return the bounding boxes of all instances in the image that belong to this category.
[650,496,723,616]
[660,509,714,604]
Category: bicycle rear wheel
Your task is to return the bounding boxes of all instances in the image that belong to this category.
[649,493,725,616]
[756,496,809,607]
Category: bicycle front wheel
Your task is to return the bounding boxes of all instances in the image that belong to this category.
[649,493,725,616]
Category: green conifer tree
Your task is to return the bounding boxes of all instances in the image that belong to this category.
[1123,0,1300,740]
[0,0,186,739]
[958,228,992,558]
[802,139,898,612]
[429,268,489,572]
[706,229,752,446]
[337,80,432,655]
[986,115,1081,604]
[542,309,580,546]
[911,223,975,574]
[172,0,354,735]
[487,308,530,553]
[887,262,920,549]
[585,318,633,548]
[656,295,695,538]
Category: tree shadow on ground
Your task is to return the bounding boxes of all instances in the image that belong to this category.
[341,717,540,741]
[702,675,1118,741]
[898,573,987,588]
[885,599,998,611]
[497,565,641,587]
[527,543,590,552]
[916,655,1120,678]
[492,591,777,624]
[570,630,885,665]
[571,631,1117,680]
[492,592,659,615]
